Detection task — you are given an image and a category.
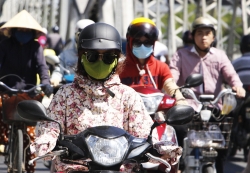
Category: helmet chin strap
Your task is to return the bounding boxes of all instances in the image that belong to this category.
[87,74,115,98]
[194,44,210,53]
[86,64,118,98]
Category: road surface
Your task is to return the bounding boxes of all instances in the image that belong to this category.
[0,149,247,173]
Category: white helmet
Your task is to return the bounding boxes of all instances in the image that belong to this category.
[76,19,95,32]
[75,19,95,45]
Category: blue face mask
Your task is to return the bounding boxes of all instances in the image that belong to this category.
[14,30,34,44]
[132,44,153,59]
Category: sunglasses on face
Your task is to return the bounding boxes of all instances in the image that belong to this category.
[133,39,154,48]
[84,50,119,64]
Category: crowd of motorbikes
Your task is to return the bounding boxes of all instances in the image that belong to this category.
[0,49,247,173]
[39,52,250,173]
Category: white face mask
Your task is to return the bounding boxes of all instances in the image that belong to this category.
[132,44,153,59]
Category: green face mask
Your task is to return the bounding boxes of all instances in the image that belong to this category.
[81,54,118,80]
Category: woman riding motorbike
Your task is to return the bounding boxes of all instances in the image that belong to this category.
[30,22,177,173]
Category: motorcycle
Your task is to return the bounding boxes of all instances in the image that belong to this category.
[128,74,204,173]
[229,65,250,162]
[130,87,183,172]
[229,85,250,162]
[45,54,74,95]
[181,82,237,173]
[16,101,193,173]
[45,54,74,83]
[0,74,46,173]
[15,74,203,173]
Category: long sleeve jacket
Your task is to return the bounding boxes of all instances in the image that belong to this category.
[0,37,50,89]
[31,74,155,172]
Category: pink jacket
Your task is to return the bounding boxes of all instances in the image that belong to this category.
[31,74,154,172]
[170,47,242,111]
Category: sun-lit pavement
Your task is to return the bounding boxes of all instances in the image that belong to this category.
[225,149,247,173]
[0,157,50,173]
[0,150,247,173]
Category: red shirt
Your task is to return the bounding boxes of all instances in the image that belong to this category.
[119,37,172,90]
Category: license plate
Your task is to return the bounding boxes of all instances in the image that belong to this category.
[245,107,250,119]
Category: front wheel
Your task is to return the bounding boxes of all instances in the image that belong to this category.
[202,165,214,173]
[11,129,24,173]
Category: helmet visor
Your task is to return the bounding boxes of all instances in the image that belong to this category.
[193,24,214,31]
[128,23,158,41]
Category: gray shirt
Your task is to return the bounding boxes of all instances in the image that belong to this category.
[232,52,250,85]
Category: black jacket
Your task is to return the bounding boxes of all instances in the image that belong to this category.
[0,36,50,90]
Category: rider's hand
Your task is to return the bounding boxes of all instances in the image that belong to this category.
[176,99,188,105]
[50,78,61,87]
[232,86,246,98]
[42,84,53,97]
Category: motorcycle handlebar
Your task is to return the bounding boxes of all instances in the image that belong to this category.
[182,88,236,105]
[0,81,46,93]
[145,153,171,172]
[28,149,67,165]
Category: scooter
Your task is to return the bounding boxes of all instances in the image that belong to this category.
[16,74,203,173]
[130,74,204,173]
[45,54,74,95]
[181,84,237,173]
[45,54,73,83]
[130,86,184,173]
[17,100,193,173]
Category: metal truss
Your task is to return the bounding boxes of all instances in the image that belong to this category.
[136,0,250,60]
[0,0,59,32]
[1,0,250,60]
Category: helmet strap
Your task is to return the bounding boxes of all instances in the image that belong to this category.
[85,60,118,98]
[194,43,210,53]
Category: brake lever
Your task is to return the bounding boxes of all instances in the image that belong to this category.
[28,149,66,165]
[145,153,171,173]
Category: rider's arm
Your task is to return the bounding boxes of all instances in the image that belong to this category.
[50,52,66,86]
[169,51,181,83]
[221,51,242,87]
[36,45,51,85]
[163,78,187,105]
[50,65,63,86]
[30,87,66,156]
[220,51,245,98]
[124,86,153,138]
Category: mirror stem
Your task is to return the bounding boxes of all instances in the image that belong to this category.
[147,122,160,143]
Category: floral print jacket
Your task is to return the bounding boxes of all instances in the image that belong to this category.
[30,74,155,172]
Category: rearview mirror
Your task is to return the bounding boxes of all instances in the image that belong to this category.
[17,100,53,122]
[165,105,194,125]
[17,100,64,140]
[183,74,203,88]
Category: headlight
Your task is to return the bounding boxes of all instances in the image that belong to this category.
[141,94,163,114]
[86,135,128,166]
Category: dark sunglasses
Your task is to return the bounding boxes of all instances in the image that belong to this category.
[133,39,154,48]
[84,50,119,64]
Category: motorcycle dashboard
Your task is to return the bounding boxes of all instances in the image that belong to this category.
[81,126,127,139]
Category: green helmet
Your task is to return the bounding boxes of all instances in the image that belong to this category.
[192,17,215,34]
